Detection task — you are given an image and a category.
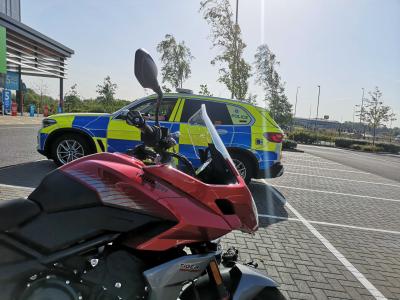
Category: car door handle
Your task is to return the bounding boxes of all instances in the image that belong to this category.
[217,129,228,135]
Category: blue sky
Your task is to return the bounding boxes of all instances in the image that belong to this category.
[21,0,400,126]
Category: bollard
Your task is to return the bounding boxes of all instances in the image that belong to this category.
[44,105,49,117]
[11,101,17,116]
[29,104,35,117]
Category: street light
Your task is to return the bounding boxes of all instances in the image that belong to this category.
[360,88,366,139]
[236,0,239,24]
[232,0,239,99]
[359,88,365,123]
[314,85,321,131]
[294,86,300,118]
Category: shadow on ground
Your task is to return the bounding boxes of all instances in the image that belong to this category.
[0,160,56,188]
[249,180,288,227]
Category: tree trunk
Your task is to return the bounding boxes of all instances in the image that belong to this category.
[372,124,376,145]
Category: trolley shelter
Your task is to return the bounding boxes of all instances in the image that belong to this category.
[0,10,74,115]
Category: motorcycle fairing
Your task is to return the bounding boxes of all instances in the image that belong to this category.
[143,252,217,300]
[55,152,235,251]
[143,162,258,233]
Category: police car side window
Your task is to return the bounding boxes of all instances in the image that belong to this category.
[131,99,177,121]
[181,100,233,125]
[226,104,251,125]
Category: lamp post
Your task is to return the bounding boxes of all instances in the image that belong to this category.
[231,0,239,99]
[294,86,300,118]
[236,0,239,24]
[360,88,366,139]
[359,88,365,123]
[314,85,320,131]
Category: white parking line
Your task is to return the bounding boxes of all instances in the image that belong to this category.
[259,214,300,222]
[284,202,387,300]
[284,164,369,174]
[258,214,400,235]
[261,183,388,300]
[0,183,34,191]
[283,160,343,166]
[270,184,400,203]
[302,146,400,166]
[282,157,343,165]
[284,171,400,188]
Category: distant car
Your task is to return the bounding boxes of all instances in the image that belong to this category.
[395,135,400,142]
[37,92,284,183]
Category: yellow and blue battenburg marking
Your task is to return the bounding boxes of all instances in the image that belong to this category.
[37,96,282,176]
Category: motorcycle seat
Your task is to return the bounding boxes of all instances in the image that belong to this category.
[0,198,41,231]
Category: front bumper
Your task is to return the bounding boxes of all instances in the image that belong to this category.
[255,162,284,179]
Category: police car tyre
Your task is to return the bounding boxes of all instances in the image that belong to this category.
[229,152,254,184]
[51,134,91,166]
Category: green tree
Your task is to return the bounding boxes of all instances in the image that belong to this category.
[363,87,396,145]
[162,85,172,93]
[64,84,82,112]
[254,44,292,127]
[157,34,194,89]
[199,84,213,96]
[200,0,251,100]
[96,76,117,103]
[246,93,258,105]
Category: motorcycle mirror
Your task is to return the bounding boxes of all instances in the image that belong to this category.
[126,110,145,128]
[135,48,163,127]
[119,109,129,120]
[134,49,162,96]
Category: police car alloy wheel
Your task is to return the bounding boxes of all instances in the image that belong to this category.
[56,139,85,164]
[51,134,91,166]
[233,159,247,179]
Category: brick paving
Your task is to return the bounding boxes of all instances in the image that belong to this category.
[222,221,374,300]
[314,226,400,300]
[272,187,400,232]
[0,149,399,299]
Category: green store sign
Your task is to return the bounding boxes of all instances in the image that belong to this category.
[0,26,6,74]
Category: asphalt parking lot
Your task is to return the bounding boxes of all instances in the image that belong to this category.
[0,127,399,299]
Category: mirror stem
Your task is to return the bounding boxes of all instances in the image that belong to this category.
[154,87,163,127]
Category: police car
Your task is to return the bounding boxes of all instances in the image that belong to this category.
[37,92,284,183]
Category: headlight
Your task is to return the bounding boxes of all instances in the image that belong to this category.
[42,118,57,128]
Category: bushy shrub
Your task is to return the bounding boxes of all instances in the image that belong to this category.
[287,131,317,144]
[375,142,400,154]
[350,144,362,150]
[283,139,297,150]
[335,138,368,148]
[335,138,399,154]
[287,130,336,145]
[360,145,383,152]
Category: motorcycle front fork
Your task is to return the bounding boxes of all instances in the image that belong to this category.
[206,258,230,300]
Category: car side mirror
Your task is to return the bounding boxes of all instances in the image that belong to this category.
[134,49,162,96]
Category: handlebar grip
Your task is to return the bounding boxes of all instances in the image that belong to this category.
[142,123,155,136]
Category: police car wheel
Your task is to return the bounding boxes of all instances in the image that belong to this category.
[230,153,253,184]
[51,134,90,166]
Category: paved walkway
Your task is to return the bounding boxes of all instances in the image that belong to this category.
[0,114,43,125]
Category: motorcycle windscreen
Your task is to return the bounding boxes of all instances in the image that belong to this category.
[187,105,238,179]
[187,105,231,158]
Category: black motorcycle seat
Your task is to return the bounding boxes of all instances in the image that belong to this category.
[0,198,41,231]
